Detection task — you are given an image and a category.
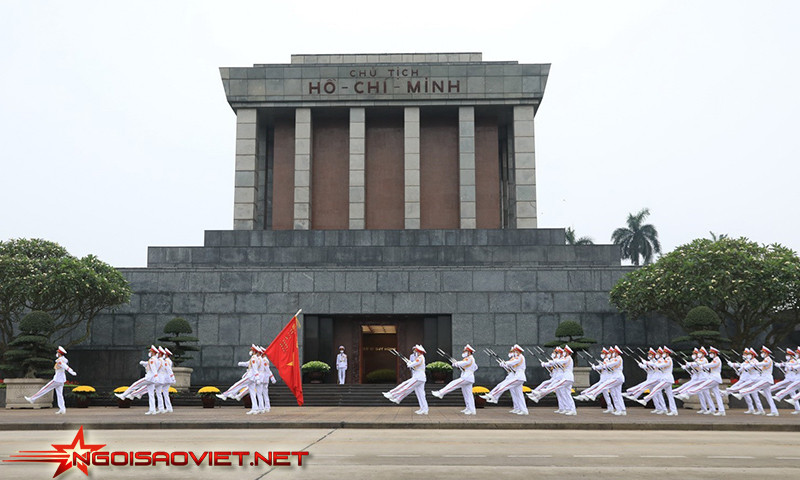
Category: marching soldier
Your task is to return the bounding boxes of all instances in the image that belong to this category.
[481,344,528,415]
[736,346,779,416]
[217,344,262,414]
[432,344,479,415]
[528,346,576,415]
[623,347,668,414]
[161,347,175,413]
[574,347,615,413]
[384,345,429,414]
[115,345,161,414]
[336,346,348,385]
[637,346,677,415]
[724,348,762,414]
[775,347,800,413]
[25,346,76,414]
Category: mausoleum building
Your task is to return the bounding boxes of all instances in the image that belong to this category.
[82,53,680,387]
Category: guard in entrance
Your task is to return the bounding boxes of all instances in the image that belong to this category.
[25,346,76,414]
[383,344,429,414]
[336,346,348,384]
[432,344,479,415]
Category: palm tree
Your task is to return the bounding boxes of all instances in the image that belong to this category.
[611,208,661,265]
[709,231,728,242]
[565,227,594,245]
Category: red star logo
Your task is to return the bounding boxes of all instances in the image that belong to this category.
[4,425,106,477]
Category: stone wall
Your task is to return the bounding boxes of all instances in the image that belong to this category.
[79,229,680,386]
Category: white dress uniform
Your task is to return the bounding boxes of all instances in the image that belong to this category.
[623,349,665,413]
[116,346,159,410]
[257,350,276,412]
[217,345,262,414]
[336,347,348,385]
[640,349,677,415]
[484,345,527,415]
[724,349,760,413]
[25,346,76,414]
[161,349,175,413]
[432,345,479,414]
[385,346,429,414]
[155,347,169,413]
[774,350,800,413]
[739,347,779,416]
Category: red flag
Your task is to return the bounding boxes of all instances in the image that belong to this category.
[265,315,304,406]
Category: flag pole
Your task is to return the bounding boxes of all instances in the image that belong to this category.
[294,309,302,327]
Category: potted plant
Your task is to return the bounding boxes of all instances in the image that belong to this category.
[197,386,220,408]
[158,317,199,391]
[0,311,56,409]
[472,386,489,408]
[113,387,131,408]
[69,385,96,408]
[301,361,331,383]
[544,320,597,390]
[425,361,453,384]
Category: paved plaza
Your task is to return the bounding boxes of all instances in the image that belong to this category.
[0,427,797,479]
[1,406,798,431]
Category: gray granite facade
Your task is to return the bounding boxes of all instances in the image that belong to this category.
[82,229,680,387]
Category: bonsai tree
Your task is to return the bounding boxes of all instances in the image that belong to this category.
[0,311,56,378]
[544,320,597,352]
[672,306,730,348]
[157,317,199,366]
[672,306,732,377]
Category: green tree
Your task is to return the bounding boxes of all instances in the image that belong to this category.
[672,306,730,347]
[0,238,131,349]
[543,320,597,351]
[157,317,199,366]
[565,227,594,246]
[0,311,56,378]
[609,237,800,351]
[611,208,661,265]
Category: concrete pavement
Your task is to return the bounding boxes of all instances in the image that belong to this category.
[1,405,798,431]
[1,428,798,480]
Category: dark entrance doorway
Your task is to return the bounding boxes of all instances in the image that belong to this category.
[302,314,451,384]
[360,325,397,384]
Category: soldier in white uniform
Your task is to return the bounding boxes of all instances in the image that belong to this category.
[161,347,175,413]
[255,346,276,413]
[724,348,761,413]
[384,345,429,414]
[637,346,678,415]
[528,346,576,415]
[681,346,725,415]
[116,345,161,414]
[482,344,528,415]
[154,346,169,413]
[623,347,666,414]
[737,346,779,416]
[775,348,800,413]
[25,346,76,414]
[217,344,262,414]
[432,344,479,415]
[336,346,348,385]
[574,347,615,413]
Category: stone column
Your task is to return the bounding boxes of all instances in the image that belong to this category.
[458,107,476,229]
[404,107,420,229]
[349,108,366,229]
[294,108,312,229]
[233,108,258,230]
[513,105,537,228]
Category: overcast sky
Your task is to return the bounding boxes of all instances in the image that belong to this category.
[1,1,798,267]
